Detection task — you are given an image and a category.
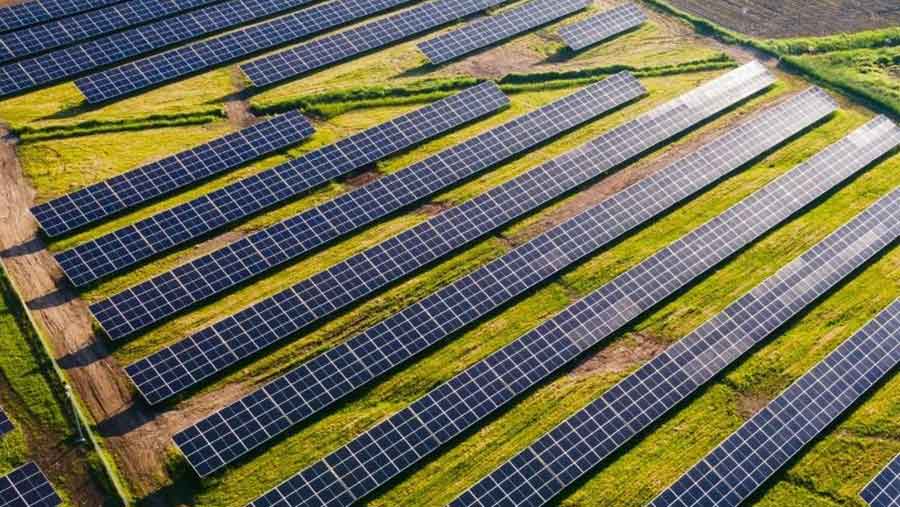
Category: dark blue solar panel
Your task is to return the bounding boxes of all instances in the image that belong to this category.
[652,295,900,507]
[558,2,647,51]
[0,0,319,98]
[172,86,836,478]
[92,74,639,346]
[241,0,509,88]
[248,112,898,507]
[0,0,124,33]
[0,408,12,436]
[863,454,900,507]
[32,111,314,238]
[56,83,507,290]
[456,163,900,507]
[417,0,589,65]
[0,462,60,507]
[0,0,225,63]
[77,0,420,103]
[126,63,770,409]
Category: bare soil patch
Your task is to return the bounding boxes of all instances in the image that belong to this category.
[572,332,668,376]
[663,0,900,38]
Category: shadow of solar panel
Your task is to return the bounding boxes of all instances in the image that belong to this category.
[0,0,124,33]
[63,83,507,306]
[93,73,639,352]
[76,0,422,104]
[863,454,900,507]
[559,2,646,51]
[417,0,589,65]
[0,462,60,507]
[249,107,897,507]
[653,294,900,507]
[0,0,319,98]
[0,408,12,436]
[0,0,227,63]
[241,0,509,88]
[125,63,769,409]
[172,86,835,479]
[32,111,313,238]
[456,149,900,507]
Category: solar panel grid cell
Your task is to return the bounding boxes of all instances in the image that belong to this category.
[0,462,60,507]
[240,0,509,88]
[0,0,124,33]
[417,0,590,64]
[172,86,836,478]
[250,109,897,507]
[651,295,900,507]
[76,0,419,103]
[863,455,900,507]
[558,2,646,51]
[58,82,506,293]
[455,170,900,507]
[126,62,773,409]
[94,73,637,350]
[32,111,314,239]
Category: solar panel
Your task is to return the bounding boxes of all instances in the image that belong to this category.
[32,111,314,239]
[0,462,60,507]
[417,0,589,65]
[651,295,900,507]
[172,87,836,478]
[0,0,124,33]
[455,164,900,507]
[0,408,12,436]
[241,0,509,88]
[864,455,900,507]
[0,0,225,63]
[126,63,770,406]
[559,2,647,51]
[56,83,507,291]
[0,0,320,98]
[247,96,887,507]
[92,73,640,344]
[77,0,421,104]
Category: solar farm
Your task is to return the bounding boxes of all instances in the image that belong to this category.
[0,0,896,506]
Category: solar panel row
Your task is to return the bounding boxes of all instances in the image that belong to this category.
[417,0,589,65]
[173,86,836,478]
[241,0,509,88]
[77,0,419,104]
[0,0,222,63]
[34,111,314,240]
[95,73,640,348]
[72,85,506,337]
[0,0,318,98]
[652,294,900,507]
[0,0,123,33]
[0,462,60,507]
[863,454,900,507]
[456,165,900,507]
[125,63,773,408]
[0,407,12,436]
[247,83,878,507]
[559,2,646,51]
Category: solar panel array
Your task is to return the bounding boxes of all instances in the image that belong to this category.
[0,408,12,436]
[95,73,639,348]
[126,62,773,409]
[58,83,506,296]
[0,0,319,98]
[0,0,122,33]
[247,82,885,507]
[417,0,589,65]
[456,160,900,507]
[241,0,508,88]
[33,111,314,240]
[173,87,836,478]
[0,0,222,63]
[559,2,646,51]
[652,295,900,507]
[77,0,419,104]
[0,462,60,507]
[863,455,900,507]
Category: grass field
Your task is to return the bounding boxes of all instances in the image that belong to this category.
[0,0,897,506]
